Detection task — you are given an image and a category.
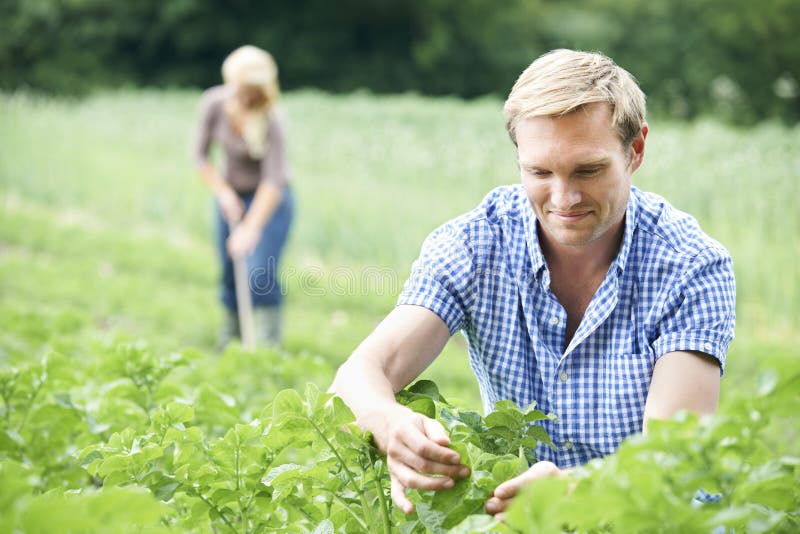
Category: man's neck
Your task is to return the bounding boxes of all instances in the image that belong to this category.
[539,220,625,349]
[539,220,624,278]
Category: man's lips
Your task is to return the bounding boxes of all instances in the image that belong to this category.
[549,210,592,222]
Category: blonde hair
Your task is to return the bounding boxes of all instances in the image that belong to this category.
[504,49,646,148]
[221,45,281,159]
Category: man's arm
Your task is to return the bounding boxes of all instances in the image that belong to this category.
[331,304,470,514]
[642,349,720,431]
[486,349,721,518]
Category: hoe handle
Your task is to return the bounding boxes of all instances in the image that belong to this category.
[231,221,256,350]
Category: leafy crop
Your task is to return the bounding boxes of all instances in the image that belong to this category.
[0,307,556,532]
[1,304,799,532]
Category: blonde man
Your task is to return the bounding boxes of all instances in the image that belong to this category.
[195,45,294,347]
[332,49,735,516]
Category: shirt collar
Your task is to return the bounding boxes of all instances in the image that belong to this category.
[612,187,638,275]
[521,195,548,283]
[522,186,640,281]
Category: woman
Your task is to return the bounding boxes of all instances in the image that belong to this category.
[194,45,294,348]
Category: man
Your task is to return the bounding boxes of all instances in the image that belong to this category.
[331,49,736,517]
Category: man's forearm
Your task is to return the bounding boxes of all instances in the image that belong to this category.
[331,305,453,450]
[331,343,412,451]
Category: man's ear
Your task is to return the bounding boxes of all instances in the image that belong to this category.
[628,122,648,173]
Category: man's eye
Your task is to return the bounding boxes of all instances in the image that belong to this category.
[530,169,550,177]
[578,168,600,175]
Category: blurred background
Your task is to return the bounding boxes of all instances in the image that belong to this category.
[2,0,798,123]
[1,0,798,412]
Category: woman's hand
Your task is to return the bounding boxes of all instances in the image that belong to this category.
[217,187,245,224]
[485,461,566,520]
[227,220,261,259]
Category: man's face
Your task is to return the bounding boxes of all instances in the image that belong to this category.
[516,103,647,249]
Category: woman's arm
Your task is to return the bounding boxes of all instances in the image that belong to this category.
[195,89,244,223]
[226,112,287,258]
[227,181,282,258]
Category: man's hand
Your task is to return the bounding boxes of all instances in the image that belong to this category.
[485,461,564,519]
[227,220,261,259]
[217,187,245,224]
[379,406,471,514]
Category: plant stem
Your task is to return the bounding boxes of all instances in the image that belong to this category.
[370,452,392,534]
[16,377,43,433]
[196,491,238,534]
[306,416,374,527]
[317,488,369,531]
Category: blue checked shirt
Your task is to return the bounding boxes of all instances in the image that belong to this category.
[398,185,736,468]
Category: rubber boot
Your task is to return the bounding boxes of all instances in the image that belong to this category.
[217,309,239,352]
[253,306,282,346]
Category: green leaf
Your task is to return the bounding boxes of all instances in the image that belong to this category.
[414,502,447,534]
[153,481,180,501]
[166,401,195,424]
[491,457,526,484]
[484,410,519,429]
[525,425,555,449]
[304,382,325,414]
[330,396,356,426]
[262,463,307,486]
[408,380,441,400]
[492,400,521,413]
[234,420,262,442]
[97,455,131,480]
[272,389,304,418]
[311,519,334,534]
[406,397,436,419]
[756,369,779,397]
[446,513,501,533]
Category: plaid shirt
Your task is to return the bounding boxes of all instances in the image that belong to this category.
[398,185,736,467]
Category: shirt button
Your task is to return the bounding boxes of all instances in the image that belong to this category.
[563,441,573,450]
[559,372,569,383]
[549,316,560,326]
[703,342,713,352]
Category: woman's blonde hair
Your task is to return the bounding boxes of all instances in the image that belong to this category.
[221,45,281,158]
[504,49,646,148]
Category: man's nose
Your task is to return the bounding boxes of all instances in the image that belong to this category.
[551,177,581,209]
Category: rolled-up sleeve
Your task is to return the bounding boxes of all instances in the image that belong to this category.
[652,249,736,373]
[397,223,477,335]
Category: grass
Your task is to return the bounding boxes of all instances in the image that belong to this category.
[1,89,799,416]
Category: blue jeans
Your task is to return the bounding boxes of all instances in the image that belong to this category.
[216,187,294,311]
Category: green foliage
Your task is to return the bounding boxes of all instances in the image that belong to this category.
[501,368,800,533]
[1,0,797,122]
[0,305,556,531]
[2,307,798,532]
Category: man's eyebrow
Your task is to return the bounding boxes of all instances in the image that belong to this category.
[518,158,611,169]
[575,158,611,168]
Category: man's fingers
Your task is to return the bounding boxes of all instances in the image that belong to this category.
[487,461,564,516]
[485,496,508,515]
[389,459,456,492]
[390,442,468,478]
[391,477,414,515]
[396,418,461,465]
[493,461,561,500]
[422,416,451,445]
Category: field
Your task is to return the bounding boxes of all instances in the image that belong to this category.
[1,90,798,532]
